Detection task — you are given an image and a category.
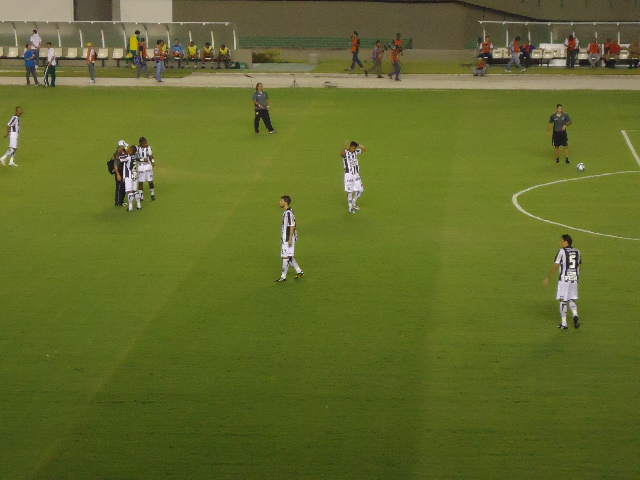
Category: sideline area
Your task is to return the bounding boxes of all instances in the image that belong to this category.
[1,71,640,90]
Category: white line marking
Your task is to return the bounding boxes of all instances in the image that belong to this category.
[512,171,640,242]
[621,130,640,167]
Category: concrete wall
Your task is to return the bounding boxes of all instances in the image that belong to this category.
[114,0,173,22]
[173,0,515,49]
[462,0,640,22]
[75,0,112,21]
[0,0,74,21]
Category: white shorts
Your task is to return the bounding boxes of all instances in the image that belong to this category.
[124,177,137,192]
[344,173,363,193]
[556,281,578,301]
[9,132,18,150]
[137,166,154,183]
[281,241,295,258]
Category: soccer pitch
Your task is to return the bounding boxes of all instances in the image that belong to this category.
[0,85,638,479]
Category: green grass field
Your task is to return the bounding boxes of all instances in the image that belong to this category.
[0,85,638,480]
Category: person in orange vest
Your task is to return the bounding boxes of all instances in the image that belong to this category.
[564,34,579,68]
[473,57,488,76]
[520,41,533,68]
[587,37,601,67]
[347,31,363,70]
[387,43,401,81]
[603,38,621,68]
[86,42,97,84]
[478,35,494,63]
[505,36,526,73]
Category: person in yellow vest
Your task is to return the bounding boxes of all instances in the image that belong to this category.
[201,42,214,69]
[216,44,231,69]
[128,30,140,69]
[185,41,199,68]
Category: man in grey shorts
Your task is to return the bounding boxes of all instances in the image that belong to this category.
[547,104,572,164]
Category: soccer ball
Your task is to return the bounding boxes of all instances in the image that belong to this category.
[577,163,585,171]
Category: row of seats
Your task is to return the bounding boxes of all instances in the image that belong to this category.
[0,46,237,68]
[492,44,635,61]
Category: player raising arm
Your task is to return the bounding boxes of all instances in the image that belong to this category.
[340,141,367,213]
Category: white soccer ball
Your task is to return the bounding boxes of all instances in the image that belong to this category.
[577,163,585,171]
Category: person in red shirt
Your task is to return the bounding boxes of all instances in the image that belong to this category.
[86,42,97,83]
[587,38,601,67]
[347,31,363,71]
[473,57,487,76]
[520,41,533,68]
[604,38,621,68]
[564,34,579,68]
[478,35,493,63]
[387,43,401,81]
[505,36,526,72]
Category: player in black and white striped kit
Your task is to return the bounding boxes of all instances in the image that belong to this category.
[340,141,367,213]
[0,106,23,167]
[275,195,304,282]
[543,234,582,329]
[137,137,156,201]
[121,145,142,211]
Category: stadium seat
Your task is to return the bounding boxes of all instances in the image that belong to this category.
[66,47,79,59]
[492,48,506,59]
[146,49,154,60]
[618,50,629,60]
[6,46,19,58]
[577,48,588,61]
[39,47,48,59]
[112,47,125,67]
[97,48,109,66]
[54,48,63,60]
[542,49,554,67]
[0,47,4,58]
[530,48,543,66]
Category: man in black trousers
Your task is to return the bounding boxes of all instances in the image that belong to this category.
[252,83,276,134]
[113,140,128,206]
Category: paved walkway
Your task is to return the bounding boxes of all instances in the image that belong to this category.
[1,71,639,90]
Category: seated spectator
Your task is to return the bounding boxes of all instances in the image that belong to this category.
[628,39,640,68]
[565,34,579,68]
[603,38,621,68]
[473,57,488,76]
[478,35,493,63]
[185,41,199,68]
[170,39,184,68]
[201,42,214,69]
[216,44,231,69]
[520,41,534,68]
[587,38,601,67]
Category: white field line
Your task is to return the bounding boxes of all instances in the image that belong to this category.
[511,171,640,242]
[621,130,640,168]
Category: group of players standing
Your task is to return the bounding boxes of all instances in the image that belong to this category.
[112,137,156,211]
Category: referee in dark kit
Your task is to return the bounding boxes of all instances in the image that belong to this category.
[547,103,572,164]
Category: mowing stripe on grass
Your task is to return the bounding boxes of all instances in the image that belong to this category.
[512,171,640,242]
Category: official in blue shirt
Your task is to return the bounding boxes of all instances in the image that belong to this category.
[23,44,40,86]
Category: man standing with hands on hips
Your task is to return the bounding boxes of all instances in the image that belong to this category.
[252,83,276,134]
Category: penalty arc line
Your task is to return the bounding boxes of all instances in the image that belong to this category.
[511,171,640,242]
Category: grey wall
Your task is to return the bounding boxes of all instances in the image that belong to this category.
[75,0,112,21]
[461,0,640,22]
[173,0,518,49]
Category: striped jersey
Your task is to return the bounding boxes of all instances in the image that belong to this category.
[554,247,581,283]
[120,153,138,179]
[342,148,362,175]
[138,145,153,162]
[7,115,20,133]
[281,208,297,242]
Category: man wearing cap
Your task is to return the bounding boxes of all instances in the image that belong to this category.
[113,140,128,206]
[87,43,97,84]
